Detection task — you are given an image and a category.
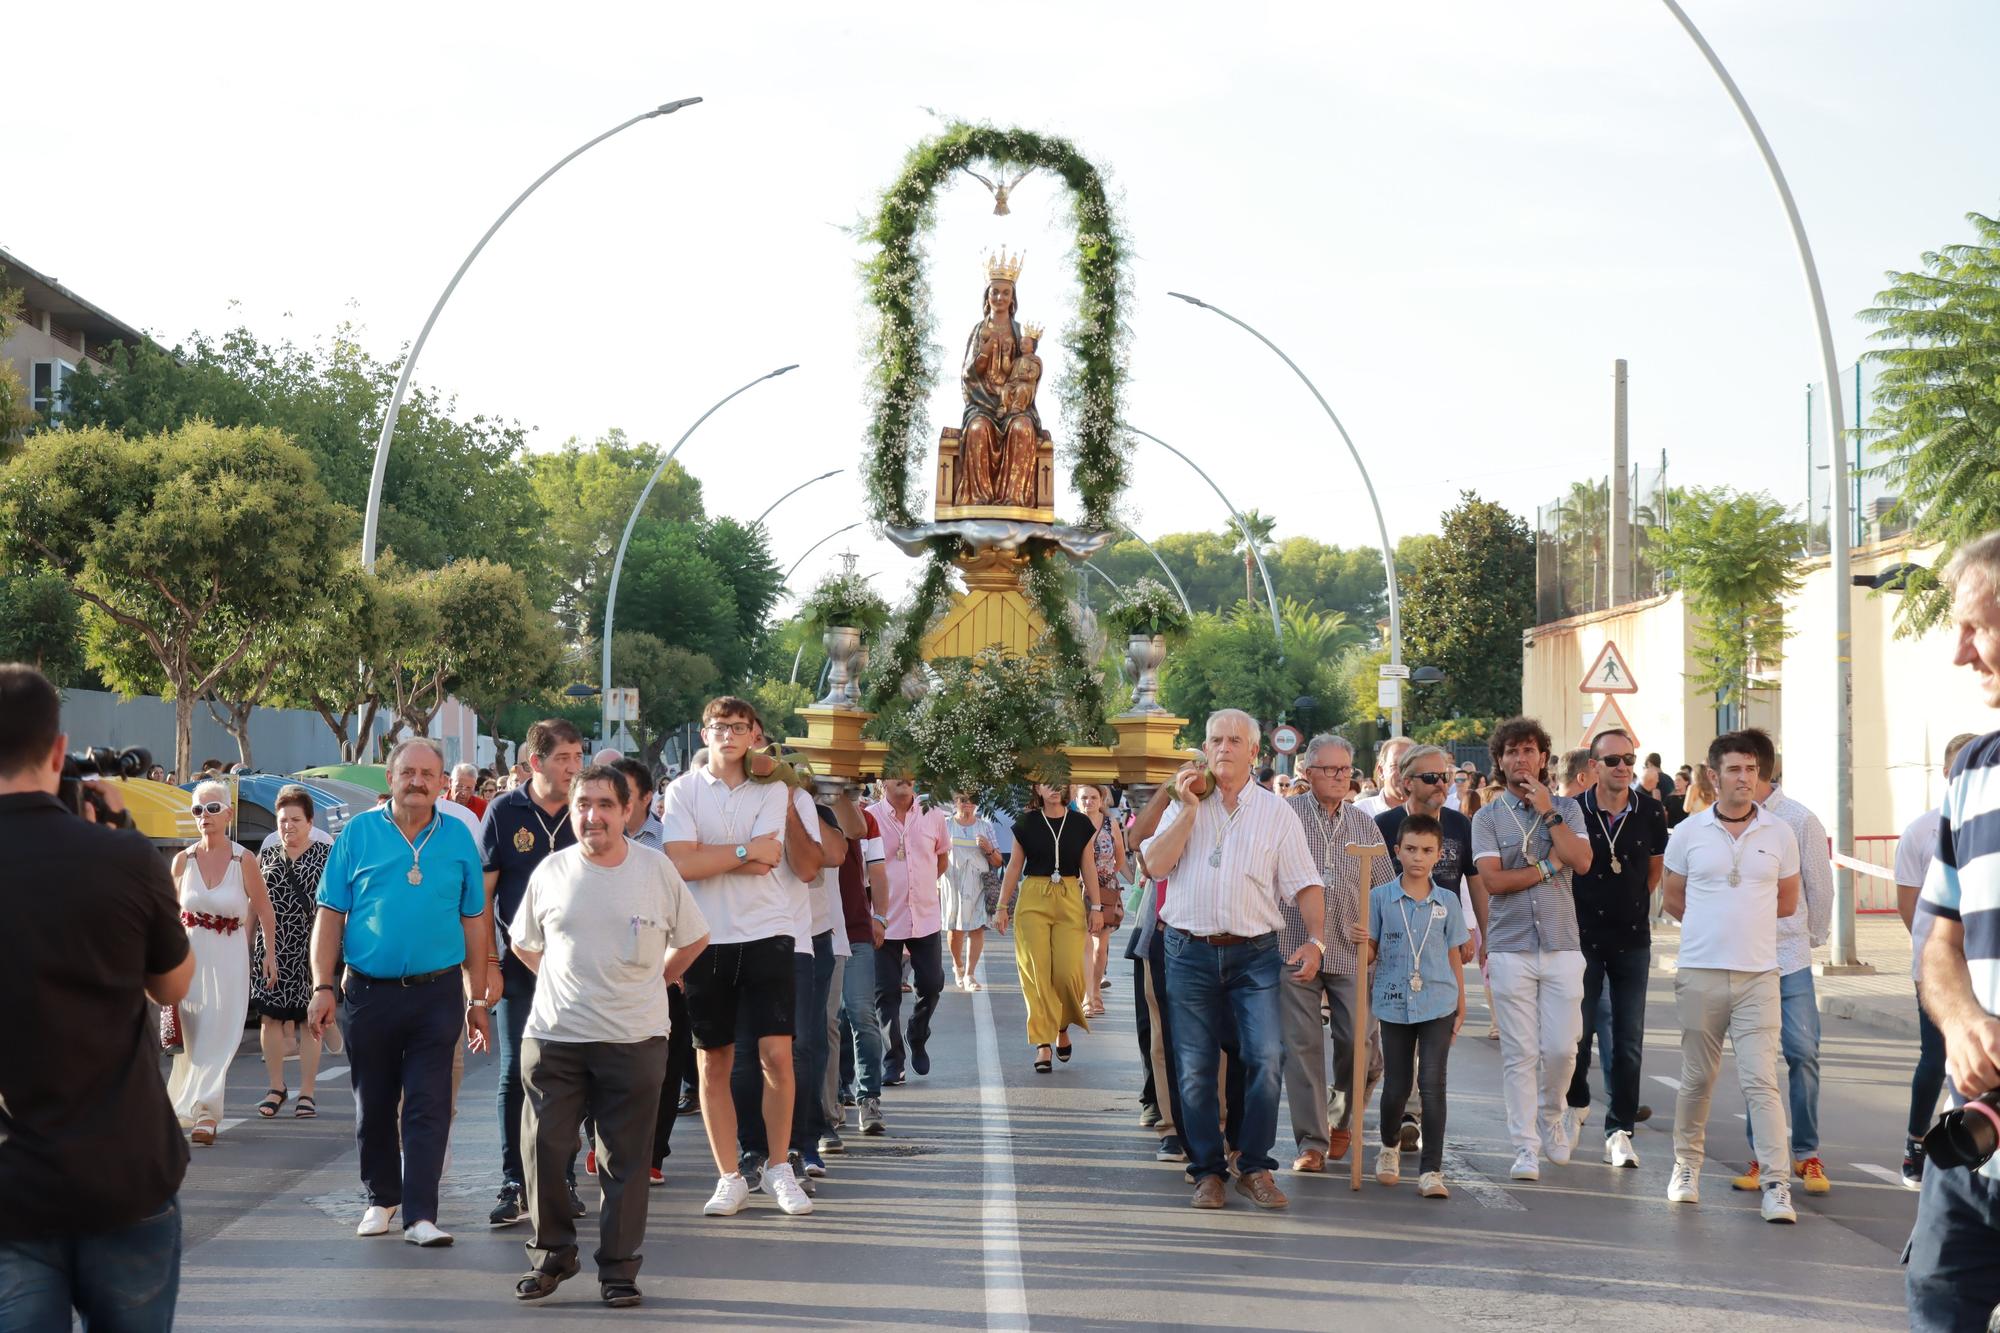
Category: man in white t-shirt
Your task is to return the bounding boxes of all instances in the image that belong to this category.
[1352,737,1413,819]
[1660,731,1802,1225]
[660,697,816,1219]
[1894,730,1978,1188]
[508,765,708,1310]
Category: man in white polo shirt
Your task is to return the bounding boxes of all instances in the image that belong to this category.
[1661,730,1802,1225]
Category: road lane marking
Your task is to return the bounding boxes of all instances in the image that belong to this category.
[1650,1075,1679,1091]
[316,1064,349,1083]
[971,958,1030,1332]
[1851,1163,1908,1187]
[1438,1147,1526,1211]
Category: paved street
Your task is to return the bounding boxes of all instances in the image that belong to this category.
[176,937,1919,1330]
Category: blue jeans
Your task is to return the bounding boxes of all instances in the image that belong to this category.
[1910,998,1948,1140]
[1163,927,1284,1180]
[1905,1161,2000,1332]
[795,931,838,1148]
[0,1195,180,1332]
[1744,966,1820,1157]
[842,935,885,1099]
[495,959,575,1189]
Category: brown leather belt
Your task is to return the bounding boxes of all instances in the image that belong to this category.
[1181,931,1253,947]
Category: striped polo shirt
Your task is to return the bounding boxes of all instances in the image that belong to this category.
[1919,728,2000,1180]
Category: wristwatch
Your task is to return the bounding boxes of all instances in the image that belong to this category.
[1308,937,1326,954]
[1541,809,1562,829]
[468,998,490,1010]
[734,843,749,862]
[870,911,888,925]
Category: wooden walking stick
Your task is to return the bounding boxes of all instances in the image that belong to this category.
[1345,840,1386,1191]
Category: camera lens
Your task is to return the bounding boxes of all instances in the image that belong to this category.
[1923,1094,2000,1170]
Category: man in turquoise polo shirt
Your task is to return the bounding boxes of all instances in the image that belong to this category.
[308,737,490,1248]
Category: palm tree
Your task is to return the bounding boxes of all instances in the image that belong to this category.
[1277,597,1362,662]
[1227,509,1278,609]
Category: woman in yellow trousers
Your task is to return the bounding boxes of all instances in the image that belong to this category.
[992,783,1105,1073]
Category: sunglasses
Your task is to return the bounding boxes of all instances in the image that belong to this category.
[1598,754,1638,768]
[190,801,227,816]
[1409,772,1452,786]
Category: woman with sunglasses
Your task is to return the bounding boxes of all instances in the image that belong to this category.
[168,780,279,1143]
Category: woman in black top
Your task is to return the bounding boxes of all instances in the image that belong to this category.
[992,782,1104,1072]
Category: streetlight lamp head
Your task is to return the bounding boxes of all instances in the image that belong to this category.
[1411,666,1446,686]
[767,364,800,379]
[1166,291,1208,308]
[655,97,704,115]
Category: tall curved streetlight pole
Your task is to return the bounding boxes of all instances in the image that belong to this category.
[1660,0,1856,965]
[1168,292,1404,737]
[1120,424,1284,650]
[1118,523,1194,618]
[755,468,843,529]
[782,522,866,585]
[361,97,704,571]
[601,364,798,742]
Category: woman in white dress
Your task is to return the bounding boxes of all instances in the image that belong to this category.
[941,793,1002,990]
[167,779,278,1143]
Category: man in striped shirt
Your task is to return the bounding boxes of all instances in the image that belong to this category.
[1142,709,1325,1212]
[1908,532,2000,1332]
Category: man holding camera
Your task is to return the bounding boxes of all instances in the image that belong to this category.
[0,664,193,1330]
[1908,532,2000,1331]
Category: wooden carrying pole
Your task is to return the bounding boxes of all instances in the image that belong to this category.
[1345,840,1384,1191]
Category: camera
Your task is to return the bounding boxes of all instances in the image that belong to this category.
[57,745,151,828]
[1921,1090,2000,1171]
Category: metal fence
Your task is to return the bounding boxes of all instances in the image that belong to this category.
[1804,360,1906,556]
[1533,459,1674,624]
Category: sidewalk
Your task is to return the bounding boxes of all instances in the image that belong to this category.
[1654,913,1922,1041]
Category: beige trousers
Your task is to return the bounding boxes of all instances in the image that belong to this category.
[1672,967,1789,1177]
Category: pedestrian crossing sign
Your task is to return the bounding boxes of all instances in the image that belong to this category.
[1581,696,1639,751]
[1578,642,1638,694]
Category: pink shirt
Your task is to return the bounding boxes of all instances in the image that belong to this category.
[868,798,948,940]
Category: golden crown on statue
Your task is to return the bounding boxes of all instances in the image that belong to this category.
[1022,322,1044,341]
[985,248,1025,283]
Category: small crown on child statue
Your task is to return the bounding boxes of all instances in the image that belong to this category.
[985,248,1025,283]
[1022,322,1044,341]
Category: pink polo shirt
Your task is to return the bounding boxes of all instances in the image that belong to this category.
[867,798,948,940]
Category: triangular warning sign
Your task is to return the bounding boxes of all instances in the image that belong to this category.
[1578,642,1638,694]
[1581,696,1639,751]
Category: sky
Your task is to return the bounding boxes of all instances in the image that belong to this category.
[9,0,1997,608]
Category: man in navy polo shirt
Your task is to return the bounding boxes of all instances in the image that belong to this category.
[480,718,586,1228]
[308,737,489,1247]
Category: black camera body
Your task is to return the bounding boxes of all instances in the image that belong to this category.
[57,746,151,828]
[1923,1089,2000,1171]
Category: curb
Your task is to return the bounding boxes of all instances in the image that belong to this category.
[1818,993,1920,1041]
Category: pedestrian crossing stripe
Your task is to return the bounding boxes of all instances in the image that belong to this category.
[1579,642,1639,694]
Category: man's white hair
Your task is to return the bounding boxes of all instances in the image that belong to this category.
[386,737,444,772]
[1398,744,1453,784]
[1206,708,1261,751]
[1303,733,1355,767]
[1945,530,2000,595]
[451,762,479,783]
[192,779,230,806]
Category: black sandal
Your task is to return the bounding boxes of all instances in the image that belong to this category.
[1034,1046,1053,1074]
[515,1257,579,1301]
[1056,1036,1073,1063]
[293,1094,317,1119]
[601,1280,642,1308]
[256,1089,285,1118]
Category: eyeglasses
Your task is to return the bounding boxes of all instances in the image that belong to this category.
[190,801,227,816]
[1599,754,1637,768]
[704,721,753,737]
[1409,772,1452,786]
[1305,764,1353,777]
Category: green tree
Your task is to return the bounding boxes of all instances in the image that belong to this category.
[604,630,719,759]
[599,519,775,687]
[528,430,705,633]
[1858,208,2000,632]
[275,558,395,762]
[696,517,786,678]
[378,559,557,743]
[1649,487,1806,708]
[1159,603,1346,749]
[0,420,347,773]
[0,287,37,445]
[1401,491,1536,728]
[0,568,88,684]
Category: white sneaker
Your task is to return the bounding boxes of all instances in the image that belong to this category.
[1375,1146,1401,1186]
[702,1173,749,1217]
[1605,1130,1639,1169]
[1761,1179,1798,1224]
[1545,1121,1573,1166]
[1509,1150,1540,1181]
[1667,1160,1700,1203]
[402,1220,453,1247]
[1417,1171,1449,1199]
[356,1204,397,1237]
[1563,1104,1590,1146]
[763,1160,814,1216]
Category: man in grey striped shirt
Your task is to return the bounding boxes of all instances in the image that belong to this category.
[1277,734,1392,1171]
[1470,717,1592,1182]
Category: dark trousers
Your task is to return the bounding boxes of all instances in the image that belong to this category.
[1905,1160,2000,1332]
[1134,956,1156,1112]
[1379,1016,1453,1175]
[0,1195,180,1332]
[730,948,824,1158]
[1909,999,1948,1140]
[344,970,460,1225]
[796,931,837,1147]
[522,1037,668,1284]
[1163,928,1283,1179]
[1567,944,1650,1135]
[495,958,576,1189]
[876,932,945,1077]
[650,987,693,1169]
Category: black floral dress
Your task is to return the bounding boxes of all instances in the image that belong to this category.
[254,841,326,1022]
